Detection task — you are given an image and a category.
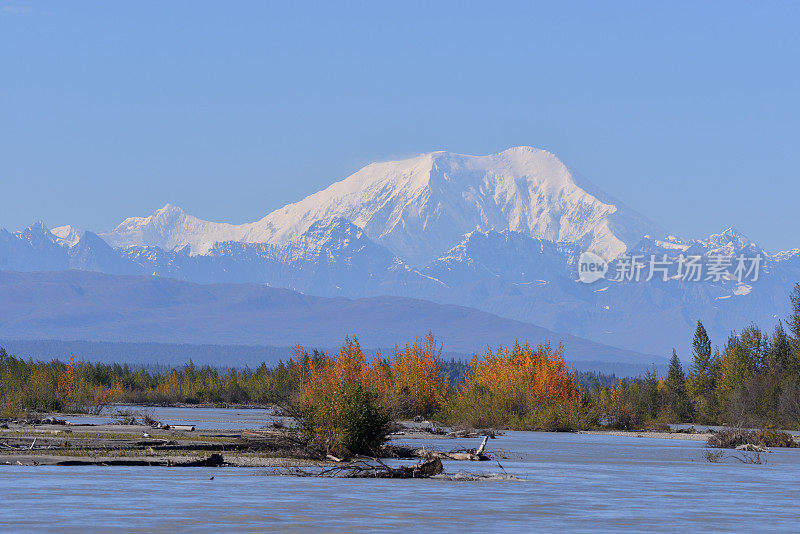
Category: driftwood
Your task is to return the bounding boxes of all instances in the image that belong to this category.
[308,457,444,478]
[475,435,488,455]
[382,435,491,461]
[735,444,770,453]
[390,457,443,478]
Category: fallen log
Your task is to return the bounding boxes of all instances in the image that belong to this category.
[436,452,480,461]
[316,457,444,478]
[381,436,491,461]
[384,448,487,461]
[391,457,443,478]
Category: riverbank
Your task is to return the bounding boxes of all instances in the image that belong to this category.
[5,406,800,469]
[0,418,328,467]
[0,413,493,469]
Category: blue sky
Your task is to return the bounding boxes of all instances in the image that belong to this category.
[2,1,798,251]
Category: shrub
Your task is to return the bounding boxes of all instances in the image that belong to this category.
[437,342,585,430]
[290,337,392,458]
[338,382,391,456]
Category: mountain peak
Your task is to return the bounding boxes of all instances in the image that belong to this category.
[716,226,746,239]
[704,227,756,250]
[156,203,184,216]
[111,204,186,233]
[51,225,82,247]
[101,204,249,255]
[94,147,664,265]
[19,221,57,246]
[248,147,662,265]
[25,220,49,234]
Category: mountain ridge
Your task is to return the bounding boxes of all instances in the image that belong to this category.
[98,147,665,265]
[0,269,662,365]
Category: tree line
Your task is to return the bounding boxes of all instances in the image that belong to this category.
[4,284,800,434]
[601,283,800,429]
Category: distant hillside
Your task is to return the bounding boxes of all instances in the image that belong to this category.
[0,270,663,366]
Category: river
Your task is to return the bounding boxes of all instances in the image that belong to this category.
[2,406,798,532]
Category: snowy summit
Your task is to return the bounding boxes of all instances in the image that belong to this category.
[100,147,663,265]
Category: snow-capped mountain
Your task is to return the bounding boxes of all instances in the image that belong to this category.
[248,146,665,266]
[105,218,439,298]
[699,227,759,253]
[99,147,664,266]
[3,146,799,361]
[100,203,248,254]
[51,225,82,248]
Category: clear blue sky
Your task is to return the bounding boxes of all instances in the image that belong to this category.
[2,1,798,251]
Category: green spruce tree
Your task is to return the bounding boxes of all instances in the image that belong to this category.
[767,322,792,375]
[689,321,716,422]
[666,349,691,421]
[788,283,800,374]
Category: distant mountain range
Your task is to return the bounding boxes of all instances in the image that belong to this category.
[0,270,658,368]
[2,147,797,360]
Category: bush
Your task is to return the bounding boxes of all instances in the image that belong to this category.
[292,381,391,458]
[390,333,448,417]
[512,402,597,432]
[436,385,511,429]
[290,338,392,458]
[339,382,391,456]
[437,342,585,430]
[753,428,796,448]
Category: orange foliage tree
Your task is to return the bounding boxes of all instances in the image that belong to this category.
[390,332,447,416]
[56,355,76,407]
[441,342,585,429]
[289,337,391,456]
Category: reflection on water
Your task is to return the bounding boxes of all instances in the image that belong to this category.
[4,407,800,532]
